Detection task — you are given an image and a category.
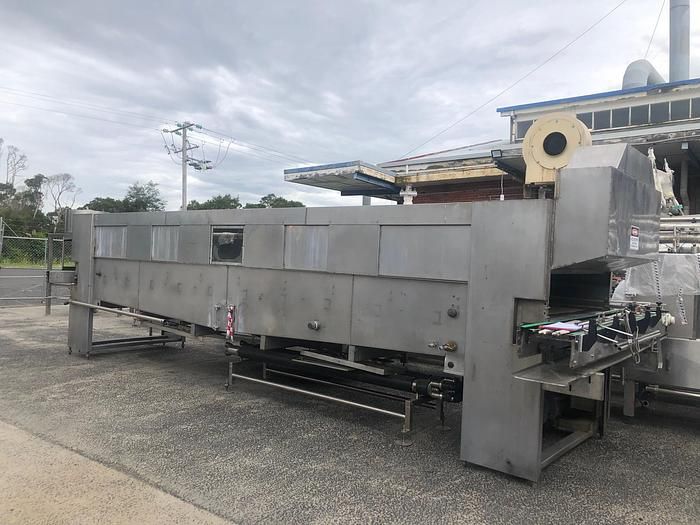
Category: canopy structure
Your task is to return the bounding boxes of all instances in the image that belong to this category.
[284,161,400,200]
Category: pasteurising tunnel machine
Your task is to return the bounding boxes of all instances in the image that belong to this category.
[67,141,663,481]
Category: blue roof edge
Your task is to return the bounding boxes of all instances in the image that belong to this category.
[496,77,700,114]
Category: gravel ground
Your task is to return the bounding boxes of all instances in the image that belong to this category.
[0,305,698,524]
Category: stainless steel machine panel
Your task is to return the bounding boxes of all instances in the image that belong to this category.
[164,207,307,226]
[284,226,328,271]
[243,224,285,269]
[126,225,151,261]
[305,202,473,225]
[138,262,228,328]
[379,225,470,281]
[94,259,140,309]
[553,145,659,272]
[625,338,700,390]
[178,225,211,265]
[350,276,467,358]
[327,225,379,276]
[461,199,552,481]
[68,212,96,353]
[554,169,659,272]
[96,211,166,226]
[229,267,353,343]
[565,142,655,187]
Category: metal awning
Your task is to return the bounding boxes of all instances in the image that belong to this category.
[284,161,400,199]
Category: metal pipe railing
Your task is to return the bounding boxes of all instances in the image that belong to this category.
[228,370,406,420]
[645,385,700,400]
[69,300,167,324]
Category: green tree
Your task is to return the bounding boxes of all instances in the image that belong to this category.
[80,181,165,213]
[13,174,46,216]
[122,181,166,212]
[0,206,52,236]
[188,194,241,210]
[79,196,126,213]
[0,182,16,208]
[244,193,304,209]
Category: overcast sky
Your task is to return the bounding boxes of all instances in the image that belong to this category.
[1,0,698,209]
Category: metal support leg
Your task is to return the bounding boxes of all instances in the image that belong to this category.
[596,369,612,436]
[262,362,268,380]
[45,235,54,316]
[226,360,233,390]
[402,399,413,434]
[623,377,636,417]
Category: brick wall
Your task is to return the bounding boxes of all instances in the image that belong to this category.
[413,178,524,204]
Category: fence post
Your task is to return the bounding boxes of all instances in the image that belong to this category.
[0,217,4,262]
[45,234,54,315]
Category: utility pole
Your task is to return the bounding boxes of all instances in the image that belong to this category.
[162,121,208,211]
[181,124,189,211]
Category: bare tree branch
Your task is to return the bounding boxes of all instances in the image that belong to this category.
[5,145,28,186]
[44,173,81,231]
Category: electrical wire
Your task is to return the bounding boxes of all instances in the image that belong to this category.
[0,85,175,125]
[214,140,232,168]
[0,86,313,167]
[200,126,310,163]
[0,99,161,131]
[160,131,182,165]
[644,0,666,59]
[399,0,631,159]
[200,126,312,164]
[188,132,299,166]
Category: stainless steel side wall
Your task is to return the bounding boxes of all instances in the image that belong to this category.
[78,204,475,370]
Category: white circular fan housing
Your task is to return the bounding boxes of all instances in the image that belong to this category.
[522,113,592,185]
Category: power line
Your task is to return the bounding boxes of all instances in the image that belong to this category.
[644,0,666,59]
[188,132,302,166]
[0,85,312,164]
[0,85,175,125]
[200,126,312,164]
[192,135,293,166]
[160,131,182,165]
[0,98,291,167]
[0,99,160,131]
[0,85,313,167]
[399,0,631,159]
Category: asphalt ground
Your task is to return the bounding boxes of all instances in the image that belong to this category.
[0,305,698,524]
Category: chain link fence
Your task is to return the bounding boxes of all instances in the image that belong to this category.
[0,236,73,268]
[0,233,73,307]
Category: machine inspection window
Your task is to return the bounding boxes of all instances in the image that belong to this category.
[151,225,179,262]
[211,226,244,264]
[95,226,127,258]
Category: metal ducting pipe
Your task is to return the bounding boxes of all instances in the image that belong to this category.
[670,0,690,82]
[622,59,666,89]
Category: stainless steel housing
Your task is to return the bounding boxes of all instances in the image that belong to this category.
[68,143,661,481]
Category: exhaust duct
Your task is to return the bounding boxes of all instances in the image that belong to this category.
[670,0,690,82]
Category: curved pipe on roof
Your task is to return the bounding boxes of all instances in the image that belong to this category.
[622,59,666,89]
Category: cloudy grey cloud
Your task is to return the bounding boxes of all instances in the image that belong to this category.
[0,0,698,208]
